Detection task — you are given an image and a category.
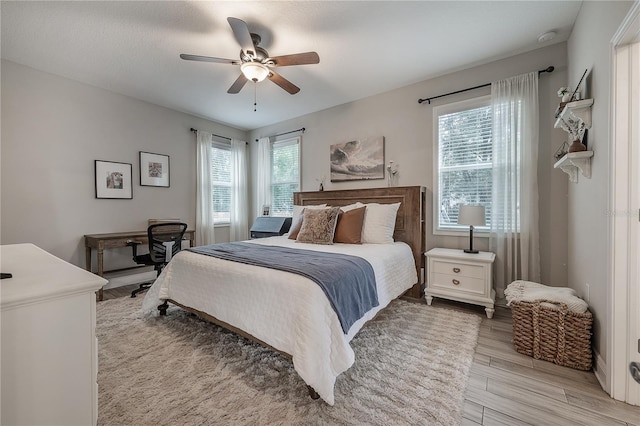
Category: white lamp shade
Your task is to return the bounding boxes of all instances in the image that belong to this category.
[457,205,486,227]
[241,62,270,82]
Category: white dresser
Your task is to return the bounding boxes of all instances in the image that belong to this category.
[1,243,107,426]
[425,248,496,318]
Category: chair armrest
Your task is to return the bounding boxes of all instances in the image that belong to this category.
[126,240,143,258]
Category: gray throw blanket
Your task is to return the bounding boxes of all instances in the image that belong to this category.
[188,242,378,334]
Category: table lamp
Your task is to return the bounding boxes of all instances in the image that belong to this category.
[457,205,485,254]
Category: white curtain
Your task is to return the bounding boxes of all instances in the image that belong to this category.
[490,72,540,298]
[256,137,272,217]
[230,139,249,241]
[196,131,215,246]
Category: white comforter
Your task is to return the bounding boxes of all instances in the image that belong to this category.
[142,236,417,405]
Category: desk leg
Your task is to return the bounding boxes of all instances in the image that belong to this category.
[86,247,103,302]
[97,248,104,302]
[85,247,91,272]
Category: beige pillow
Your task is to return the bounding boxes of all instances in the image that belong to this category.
[296,207,341,245]
[333,206,366,244]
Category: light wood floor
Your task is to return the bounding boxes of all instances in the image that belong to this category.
[102,286,640,425]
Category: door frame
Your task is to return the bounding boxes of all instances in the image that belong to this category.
[608,0,640,406]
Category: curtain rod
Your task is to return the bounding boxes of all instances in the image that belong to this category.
[254,127,306,142]
[189,127,231,141]
[417,66,555,105]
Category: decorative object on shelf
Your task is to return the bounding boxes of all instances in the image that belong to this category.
[140,151,170,187]
[330,136,384,182]
[567,69,588,101]
[568,138,587,153]
[316,175,326,191]
[557,87,574,102]
[94,160,133,199]
[555,99,593,155]
[552,70,595,185]
[554,151,594,183]
[554,141,569,161]
[554,69,588,118]
[457,205,485,254]
[386,161,398,187]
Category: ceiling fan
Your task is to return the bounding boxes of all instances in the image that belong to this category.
[180,17,320,95]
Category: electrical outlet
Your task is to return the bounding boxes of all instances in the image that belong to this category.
[585,283,590,303]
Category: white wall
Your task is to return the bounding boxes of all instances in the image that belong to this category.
[0,60,247,269]
[249,43,570,291]
[566,1,634,366]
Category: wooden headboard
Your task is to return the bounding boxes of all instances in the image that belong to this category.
[293,186,425,299]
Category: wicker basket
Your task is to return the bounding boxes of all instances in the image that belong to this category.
[511,299,593,370]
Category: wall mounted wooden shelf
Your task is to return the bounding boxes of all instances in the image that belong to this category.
[554,151,594,182]
[554,99,594,134]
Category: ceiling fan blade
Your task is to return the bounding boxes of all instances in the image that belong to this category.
[180,54,239,65]
[267,70,300,94]
[227,17,256,58]
[267,52,320,67]
[227,74,248,94]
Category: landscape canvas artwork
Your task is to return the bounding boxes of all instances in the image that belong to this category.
[330,136,384,182]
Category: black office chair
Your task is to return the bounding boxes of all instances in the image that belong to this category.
[127,222,188,298]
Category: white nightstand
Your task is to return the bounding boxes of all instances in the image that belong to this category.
[425,248,496,318]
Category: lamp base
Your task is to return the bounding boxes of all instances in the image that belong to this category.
[463,249,479,254]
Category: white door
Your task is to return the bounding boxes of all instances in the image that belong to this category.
[610,1,640,406]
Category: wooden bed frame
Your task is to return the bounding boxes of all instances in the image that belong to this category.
[158,185,426,399]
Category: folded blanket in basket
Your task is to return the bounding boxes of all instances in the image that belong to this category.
[504,280,589,313]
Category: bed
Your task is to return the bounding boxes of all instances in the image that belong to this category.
[142,186,425,405]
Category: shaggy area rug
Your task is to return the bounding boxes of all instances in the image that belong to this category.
[97,296,481,425]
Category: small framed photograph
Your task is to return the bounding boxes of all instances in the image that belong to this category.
[95,160,133,199]
[139,151,170,187]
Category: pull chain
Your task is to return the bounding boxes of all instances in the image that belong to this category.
[253,82,257,112]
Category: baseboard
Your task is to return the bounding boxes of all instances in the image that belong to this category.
[102,269,156,290]
[593,348,609,394]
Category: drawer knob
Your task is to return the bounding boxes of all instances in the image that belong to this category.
[453,267,461,273]
[452,279,460,285]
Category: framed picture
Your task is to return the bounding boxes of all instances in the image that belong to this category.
[95,160,133,199]
[139,151,170,187]
[330,136,385,182]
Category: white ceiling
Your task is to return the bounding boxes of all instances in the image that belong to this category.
[1,1,582,131]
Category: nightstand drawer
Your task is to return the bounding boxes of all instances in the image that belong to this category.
[432,260,484,279]
[431,272,485,294]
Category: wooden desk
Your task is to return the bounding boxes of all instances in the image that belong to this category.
[84,229,195,301]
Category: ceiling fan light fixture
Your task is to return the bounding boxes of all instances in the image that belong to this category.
[241,62,269,82]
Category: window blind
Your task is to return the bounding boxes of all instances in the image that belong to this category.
[437,103,492,230]
[271,138,300,217]
[211,142,231,223]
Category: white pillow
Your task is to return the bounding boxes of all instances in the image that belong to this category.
[339,202,364,212]
[361,202,401,244]
[289,204,326,235]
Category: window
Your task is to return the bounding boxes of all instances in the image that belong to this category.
[434,96,492,233]
[270,137,300,217]
[211,141,231,224]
